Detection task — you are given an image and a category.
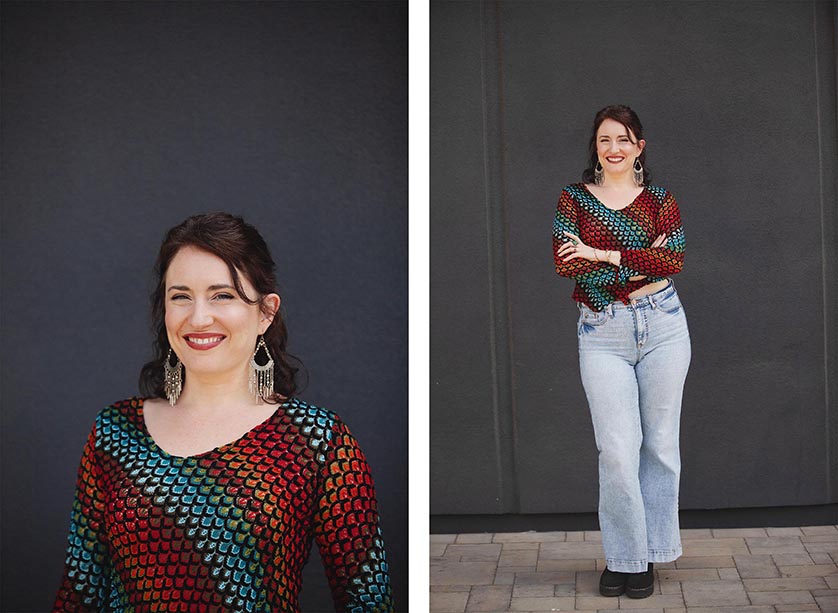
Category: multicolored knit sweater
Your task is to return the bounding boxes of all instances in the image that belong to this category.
[53,397,392,612]
[552,183,685,311]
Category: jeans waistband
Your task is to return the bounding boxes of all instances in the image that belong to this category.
[580,280,676,315]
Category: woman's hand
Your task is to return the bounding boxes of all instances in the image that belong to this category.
[558,232,668,265]
[558,232,620,265]
[557,232,600,262]
[651,234,668,248]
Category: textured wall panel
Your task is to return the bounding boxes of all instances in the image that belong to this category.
[1,2,407,610]
[431,0,838,520]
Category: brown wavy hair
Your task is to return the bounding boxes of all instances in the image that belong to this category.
[139,212,302,400]
[581,104,651,186]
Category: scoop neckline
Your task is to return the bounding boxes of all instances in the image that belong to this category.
[581,183,646,212]
[136,396,290,461]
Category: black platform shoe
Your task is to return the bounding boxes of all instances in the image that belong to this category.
[625,562,654,599]
[599,567,628,597]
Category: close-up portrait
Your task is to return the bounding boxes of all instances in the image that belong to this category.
[0,2,406,611]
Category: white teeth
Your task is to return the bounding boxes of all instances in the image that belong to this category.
[188,336,223,345]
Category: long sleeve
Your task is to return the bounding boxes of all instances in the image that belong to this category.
[616,189,685,283]
[553,188,620,287]
[314,420,393,613]
[53,425,111,612]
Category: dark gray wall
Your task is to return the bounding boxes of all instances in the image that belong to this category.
[0,2,406,611]
[431,1,838,520]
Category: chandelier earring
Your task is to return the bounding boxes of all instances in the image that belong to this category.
[163,348,183,406]
[249,335,275,402]
[594,161,604,186]
[633,158,644,186]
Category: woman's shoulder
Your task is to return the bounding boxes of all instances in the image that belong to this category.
[282,397,348,442]
[280,397,363,465]
[560,182,588,197]
[83,397,146,446]
[90,396,143,422]
[644,184,675,202]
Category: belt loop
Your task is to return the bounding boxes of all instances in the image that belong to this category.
[650,293,657,309]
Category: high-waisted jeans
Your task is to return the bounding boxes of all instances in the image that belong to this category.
[577,280,691,573]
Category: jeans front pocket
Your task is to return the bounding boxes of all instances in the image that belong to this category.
[578,307,609,335]
[655,290,682,314]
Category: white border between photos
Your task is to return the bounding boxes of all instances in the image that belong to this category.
[409,0,430,611]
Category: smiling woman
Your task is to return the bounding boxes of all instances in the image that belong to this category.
[553,105,690,600]
[52,213,393,612]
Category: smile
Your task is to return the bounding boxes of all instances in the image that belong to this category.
[184,334,226,350]
[605,156,625,163]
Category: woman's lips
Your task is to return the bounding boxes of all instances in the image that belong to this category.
[184,334,226,350]
[606,156,625,163]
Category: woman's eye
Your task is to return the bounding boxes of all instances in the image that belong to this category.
[171,294,190,301]
[214,293,235,301]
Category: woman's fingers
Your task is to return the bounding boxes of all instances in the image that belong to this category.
[556,242,574,257]
[562,231,581,244]
[651,233,668,248]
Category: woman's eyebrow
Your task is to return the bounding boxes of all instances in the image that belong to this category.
[167,284,235,292]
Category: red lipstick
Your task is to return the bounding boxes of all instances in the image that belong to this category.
[183,333,226,351]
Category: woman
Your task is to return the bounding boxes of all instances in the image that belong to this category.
[53,213,393,612]
[553,105,691,599]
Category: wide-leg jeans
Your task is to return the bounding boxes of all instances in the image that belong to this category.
[577,281,691,573]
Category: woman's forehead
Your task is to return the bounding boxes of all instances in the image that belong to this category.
[597,118,633,137]
[165,246,249,290]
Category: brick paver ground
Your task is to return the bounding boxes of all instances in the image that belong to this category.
[430,526,838,612]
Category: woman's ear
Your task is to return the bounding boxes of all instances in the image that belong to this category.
[259,293,281,334]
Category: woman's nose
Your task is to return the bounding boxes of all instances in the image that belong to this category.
[188,300,213,327]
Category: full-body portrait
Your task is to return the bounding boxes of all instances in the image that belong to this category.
[431,2,838,610]
[553,105,691,599]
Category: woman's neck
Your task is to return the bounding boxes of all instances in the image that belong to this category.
[177,369,257,412]
[599,171,637,190]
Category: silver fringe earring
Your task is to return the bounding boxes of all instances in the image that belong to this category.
[163,348,183,406]
[633,158,644,186]
[594,161,604,185]
[249,335,275,402]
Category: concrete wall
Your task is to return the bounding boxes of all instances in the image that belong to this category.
[1,2,407,610]
[431,0,838,525]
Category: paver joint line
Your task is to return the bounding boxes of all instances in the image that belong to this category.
[430,526,838,611]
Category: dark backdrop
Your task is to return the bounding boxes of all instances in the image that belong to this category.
[0,2,407,611]
[431,0,838,527]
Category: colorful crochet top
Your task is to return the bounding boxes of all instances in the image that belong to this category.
[552,183,685,311]
[53,397,392,613]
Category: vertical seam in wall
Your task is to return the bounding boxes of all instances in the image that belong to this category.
[813,0,838,503]
[812,0,828,501]
[480,0,519,514]
[832,0,838,509]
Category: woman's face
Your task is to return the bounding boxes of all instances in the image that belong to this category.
[595,118,645,177]
[164,246,279,386]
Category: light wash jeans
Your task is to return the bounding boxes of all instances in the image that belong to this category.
[577,280,691,573]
